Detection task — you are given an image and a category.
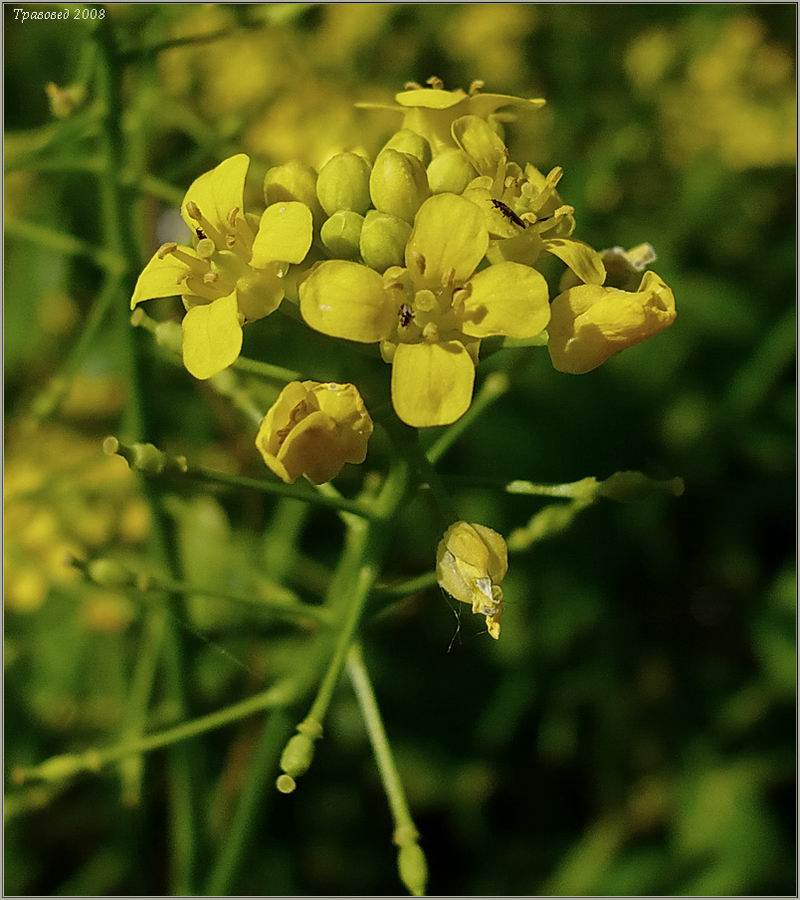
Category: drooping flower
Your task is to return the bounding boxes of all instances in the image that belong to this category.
[548,270,677,374]
[131,154,313,380]
[357,77,545,156]
[300,193,550,427]
[255,381,373,485]
[436,521,508,639]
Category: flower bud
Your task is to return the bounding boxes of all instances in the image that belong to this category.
[359,210,412,272]
[548,270,676,374]
[87,558,131,588]
[369,149,430,224]
[321,210,364,260]
[279,733,316,779]
[426,148,476,194]
[397,842,428,897]
[316,152,372,217]
[264,160,325,225]
[382,129,432,167]
[256,381,373,485]
[436,521,508,639]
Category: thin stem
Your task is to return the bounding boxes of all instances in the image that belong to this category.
[372,571,438,600]
[203,711,292,895]
[14,679,301,786]
[233,354,302,383]
[440,474,600,499]
[347,643,427,897]
[426,372,509,464]
[6,217,124,273]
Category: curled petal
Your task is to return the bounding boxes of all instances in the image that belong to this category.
[466,93,546,118]
[544,237,606,286]
[300,260,394,343]
[461,263,550,339]
[251,202,313,267]
[181,291,242,380]
[391,340,475,427]
[395,88,467,110]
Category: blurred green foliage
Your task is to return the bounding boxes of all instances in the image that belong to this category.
[5,3,795,896]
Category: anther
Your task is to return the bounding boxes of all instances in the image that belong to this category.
[202,272,218,285]
[185,201,202,221]
[441,268,456,289]
[469,79,485,95]
[411,251,426,276]
[422,322,440,342]
[227,207,240,228]
[426,76,444,90]
[157,242,178,259]
[404,80,422,90]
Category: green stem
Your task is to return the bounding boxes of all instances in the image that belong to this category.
[372,571,438,600]
[440,474,600,499]
[233,354,303,383]
[203,711,292,895]
[13,679,301,786]
[426,372,509,464]
[347,643,427,896]
[6,217,124,273]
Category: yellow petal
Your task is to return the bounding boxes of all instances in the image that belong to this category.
[461,262,550,339]
[181,291,242,380]
[299,260,394,343]
[181,154,250,236]
[391,340,475,427]
[250,201,313,267]
[276,410,342,484]
[131,247,195,309]
[452,115,506,180]
[395,88,467,110]
[467,93,546,118]
[544,237,606,286]
[405,194,488,289]
[235,263,285,322]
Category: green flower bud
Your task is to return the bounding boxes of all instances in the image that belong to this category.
[382,129,432,167]
[397,843,428,897]
[599,471,685,503]
[264,160,325,225]
[280,733,316,779]
[316,152,372,217]
[359,210,412,272]
[321,210,364,260]
[370,149,430,224]
[87,558,131,588]
[426,148,476,195]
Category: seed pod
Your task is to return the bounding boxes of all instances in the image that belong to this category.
[359,210,412,272]
[321,210,364,260]
[316,152,372,217]
[369,149,430,224]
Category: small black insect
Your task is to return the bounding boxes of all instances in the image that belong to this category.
[195,226,207,240]
[490,199,527,229]
[398,303,414,328]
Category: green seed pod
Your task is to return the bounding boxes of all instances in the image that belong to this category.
[397,843,428,897]
[382,129,432,167]
[316,152,372,217]
[369,149,430,224]
[321,210,365,260]
[426,148,476,195]
[359,210,412,272]
[599,471,685,502]
[87,558,131,588]
[264,160,325,224]
[280,733,316,779]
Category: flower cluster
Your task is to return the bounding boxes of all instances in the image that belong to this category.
[130,78,678,637]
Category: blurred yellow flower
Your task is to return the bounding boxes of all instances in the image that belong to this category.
[256,381,373,485]
[300,193,550,427]
[436,521,508,639]
[548,270,677,374]
[131,154,313,379]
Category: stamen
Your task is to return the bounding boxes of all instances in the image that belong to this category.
[185,201,225,247]
[422,322,440,342]
[469,79,485,96]
[227,207,240,228]
[398,303,414,328]
[404,81,423,91]
[157,242,178,259]
[203,272,219,285]
[441,268,456,290]
[426,76,444,90]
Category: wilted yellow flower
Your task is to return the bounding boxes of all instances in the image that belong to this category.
[131,154,313,380]
[358,77,545,156]
[255,381,373,485]
[436,521,508,639]
[548,270,677,374]
[300,193,550,427]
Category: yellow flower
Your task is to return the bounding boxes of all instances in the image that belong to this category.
[436,521,508,639]
[255,381,373,485]
[548,270,677,374]
[451,116,606,285]
[131,154,313,380]
[300,193,550,427]
[358,77,545,156]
